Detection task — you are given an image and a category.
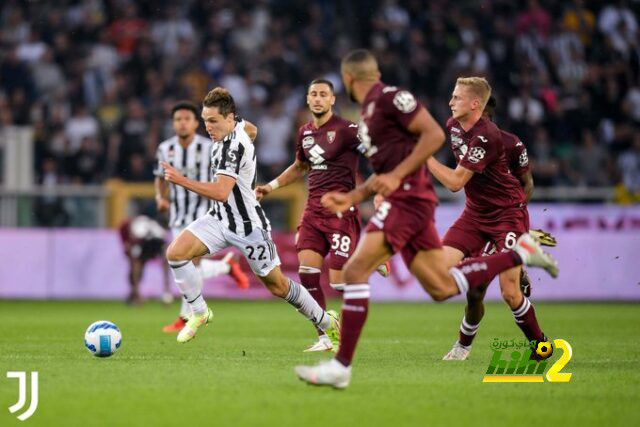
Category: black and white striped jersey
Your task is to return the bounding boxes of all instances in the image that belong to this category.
[154,134,213,228]
[209,121,271,236]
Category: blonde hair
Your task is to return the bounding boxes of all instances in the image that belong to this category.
[455,77,492,108]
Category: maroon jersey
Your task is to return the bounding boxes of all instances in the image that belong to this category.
[358,82,438,203]
[446,116,525,216]
[296,114,360,217]
[501,129,530,178]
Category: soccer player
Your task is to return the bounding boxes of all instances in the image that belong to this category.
[255,79,390,352]
[119,215,169,305]
[433,91,554,360]
[155,101,250,332]
[294,49,558,389]
[161,87,340,344]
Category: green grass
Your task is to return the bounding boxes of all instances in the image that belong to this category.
[0,300,638,426]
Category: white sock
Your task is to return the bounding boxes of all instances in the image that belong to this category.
[179,298,191,318]
[169,260,207,315]
[284,279,331,331]
[197,259,230,279]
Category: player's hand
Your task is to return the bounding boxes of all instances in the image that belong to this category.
[161,161,184,185]
[254,184,272,201]
[321,191,353,215]
[369,173,401,197]
[155,195,170,212]
[529,228,557,247]
[373,194,385,210]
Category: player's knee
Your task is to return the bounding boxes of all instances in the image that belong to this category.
[342,258,368,283]
[165,243,184,262]
[467,286,486,303]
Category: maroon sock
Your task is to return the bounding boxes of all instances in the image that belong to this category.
[454,252,522,291]
[299,271,325,310]
[335,283,370,367]
[458,316,480,347]
[512,297,544,342]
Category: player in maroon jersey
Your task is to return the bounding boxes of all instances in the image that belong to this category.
[256,79,390,352]
[424,78,553,361]
[119,215,169,305]
[484,96,556,297]
[294,50,558,388]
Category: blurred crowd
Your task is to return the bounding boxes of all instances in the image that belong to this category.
[0,0,639,199]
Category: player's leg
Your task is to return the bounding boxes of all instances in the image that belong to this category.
[409,234,555,302]
[295,231,392,389]
[437,244,486,360]
[127,256,144,305]
[296,216,330,308]
[257,265,339,337]
[167,216,226,342]
[499,266,548,347]
[231,227,339,340]
[298,249,333,351]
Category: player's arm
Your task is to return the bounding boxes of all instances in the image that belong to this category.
[321,174,377,214]
[244,120,258,142]
[426,157,474,192]
[255,158,310,200]
[161,161,236,202]
[154,176,170,211]
[369,108,445,196]
[519,170,534,202]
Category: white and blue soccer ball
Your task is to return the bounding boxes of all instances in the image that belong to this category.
[84,320,122,357]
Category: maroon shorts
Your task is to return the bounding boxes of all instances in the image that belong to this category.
[365,197,441,266]
[296,212,361,270]
[443,206,530,257]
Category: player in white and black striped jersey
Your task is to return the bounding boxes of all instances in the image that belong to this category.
[162,87,340,344]
[154,101,251,332]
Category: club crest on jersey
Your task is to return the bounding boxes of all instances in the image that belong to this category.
[327,131,336,144]
[302,136,314,149]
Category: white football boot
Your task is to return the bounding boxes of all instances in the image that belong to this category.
[295,358,352,389]
[304,335,334,352]
[514,233,559,278]
[442,341,471,360]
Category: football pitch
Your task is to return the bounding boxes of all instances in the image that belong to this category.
[1,300,638,426]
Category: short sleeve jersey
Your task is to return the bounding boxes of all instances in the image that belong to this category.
[501,129,530,178]
[446,116,525,216]
[296,114,361,217]
[358,82,438,203]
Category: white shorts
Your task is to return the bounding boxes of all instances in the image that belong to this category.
[187,214,280,277]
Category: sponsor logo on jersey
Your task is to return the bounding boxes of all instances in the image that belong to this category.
[467,146,486,163]
[327,131,336,144]
[308,144,326,165]
[303,130,312,135]
[302,136,315,149]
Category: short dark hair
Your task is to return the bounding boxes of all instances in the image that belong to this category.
[341,49,375,66]
[308,79,334,93]
[484,95,497,118]
[171,101,199,119]
[202,87,236,117]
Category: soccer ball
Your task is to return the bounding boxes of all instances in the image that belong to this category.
[84,320,122,357]
[535,341,553,359]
